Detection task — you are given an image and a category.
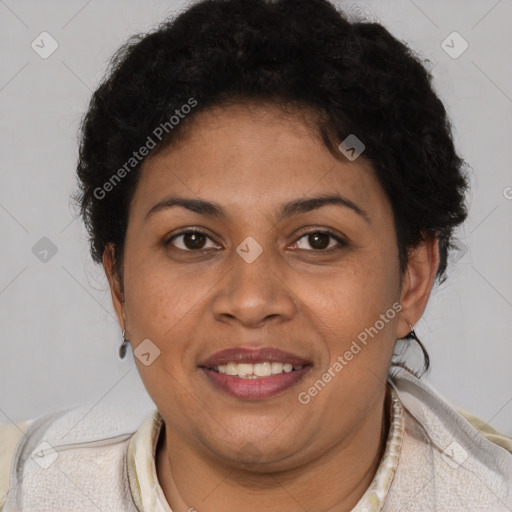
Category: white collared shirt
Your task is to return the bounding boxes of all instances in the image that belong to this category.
[126,387,405,512]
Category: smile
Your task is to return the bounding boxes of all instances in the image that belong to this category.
[209,361,305,378]
[199,346,313,399]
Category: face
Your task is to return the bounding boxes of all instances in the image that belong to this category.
[106,102,431,471]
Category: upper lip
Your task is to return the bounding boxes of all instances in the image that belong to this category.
[199,347,312,368]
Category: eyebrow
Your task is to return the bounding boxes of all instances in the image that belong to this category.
[145,193,370,224]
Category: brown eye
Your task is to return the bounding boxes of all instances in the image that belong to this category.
[167,230,218,251]
[291,230,346,251]
[182,232,207,250]
[307,232,331,250]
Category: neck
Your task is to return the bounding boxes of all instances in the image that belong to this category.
[155,385,391,512]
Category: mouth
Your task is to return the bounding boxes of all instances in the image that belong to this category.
[199,347,312,400]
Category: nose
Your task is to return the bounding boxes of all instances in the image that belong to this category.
[212,245,297,328]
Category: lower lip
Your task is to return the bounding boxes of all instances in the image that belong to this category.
[200,366,312,400]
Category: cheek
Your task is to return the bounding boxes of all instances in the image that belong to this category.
[296,264,399,433]
[122,263,206,413]
[124,254,198,332]
[303,247,399,334]
[300,243,400,391]
[122,255,210,389]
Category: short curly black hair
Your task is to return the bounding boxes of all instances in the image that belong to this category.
[75,0,468,293]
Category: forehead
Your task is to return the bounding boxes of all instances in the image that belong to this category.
[132,102,390,221]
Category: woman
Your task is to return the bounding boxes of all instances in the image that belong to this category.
[1,0,511,510]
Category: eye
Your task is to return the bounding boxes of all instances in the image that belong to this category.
[290,230,347,251]
[166,229,220,251]
[165,228,346,253]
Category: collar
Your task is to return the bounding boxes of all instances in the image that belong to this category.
[126,386,404,512]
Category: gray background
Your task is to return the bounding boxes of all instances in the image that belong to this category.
[1,0,511,435]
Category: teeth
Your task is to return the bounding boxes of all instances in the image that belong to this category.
[226,362,237,376]
[237,363,253,376]
[254,362,272,377]
[271,362,283,374]
[213,361,305,378]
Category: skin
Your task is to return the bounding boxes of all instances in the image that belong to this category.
[104,102,439,512]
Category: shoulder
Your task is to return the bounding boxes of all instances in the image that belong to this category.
[0,420,34,511]
[390,366,512,453]
[1,402,154,511]
[456,408,512,454]
[389,368,512,509]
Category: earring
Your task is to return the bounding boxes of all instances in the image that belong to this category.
[119,330,129,359]
[406,322,418,341]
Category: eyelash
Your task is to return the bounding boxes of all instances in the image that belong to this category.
[165,228,347,253]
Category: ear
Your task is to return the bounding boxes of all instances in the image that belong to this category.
[103,243,126,331]
[397,236,440,338]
